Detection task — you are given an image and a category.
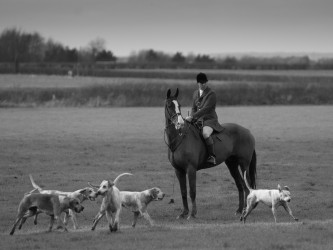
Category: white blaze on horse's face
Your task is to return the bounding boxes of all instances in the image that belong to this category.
[172,100,184,129]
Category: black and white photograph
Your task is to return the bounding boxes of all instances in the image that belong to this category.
[1,0,333,249]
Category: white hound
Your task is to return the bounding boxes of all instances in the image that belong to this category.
[120,187,165,227]
[10,193,84,235]
[90,173,132,232]
[241,171,298,223]
[23,174,96,229]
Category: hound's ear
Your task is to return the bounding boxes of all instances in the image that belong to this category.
[108,181,114,187]
[79,188,87,194]
[150,188,158,199]
[278,184,282,192]
[284,186,290,191]
[62,195,70,201]
[88,182,99,188]
[174,88,179,98]
[167,89,171,98]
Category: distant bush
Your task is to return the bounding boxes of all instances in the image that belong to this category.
[1,82,332,107]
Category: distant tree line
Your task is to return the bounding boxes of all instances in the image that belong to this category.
[126,50,329,70]
[1,27,333,74]
[0,28,116,73]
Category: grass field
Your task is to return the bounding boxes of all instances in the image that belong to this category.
[0,106,333,249]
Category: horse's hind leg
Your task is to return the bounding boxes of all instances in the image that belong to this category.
[225,156,245,215]
[239,160,251,197]
[175,169,189,219]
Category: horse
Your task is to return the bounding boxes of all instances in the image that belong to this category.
[164,88,257,220]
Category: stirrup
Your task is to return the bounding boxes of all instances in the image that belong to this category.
[207,156,216,165]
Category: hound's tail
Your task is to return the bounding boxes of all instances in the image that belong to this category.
[29,174,43,192]
[113,173,133,186]
[243,171,253,192]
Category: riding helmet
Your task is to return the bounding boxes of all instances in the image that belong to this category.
[196,72,208,83]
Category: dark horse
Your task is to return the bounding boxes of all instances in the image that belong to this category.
[165,88,257,219]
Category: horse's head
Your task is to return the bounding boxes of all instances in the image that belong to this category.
[165,88,185,130]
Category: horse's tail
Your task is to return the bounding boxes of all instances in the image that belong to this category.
[243,170,252,191]
[248,150,257,189]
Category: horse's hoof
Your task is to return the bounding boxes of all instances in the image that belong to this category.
[176,215,185,220]
[187,215,196,220]
[235,209,243,215]
[176,212,189,220]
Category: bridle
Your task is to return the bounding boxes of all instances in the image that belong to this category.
[164,99,184,130]
[164,98,189,152]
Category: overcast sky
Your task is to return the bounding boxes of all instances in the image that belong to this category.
[1,0,332,56]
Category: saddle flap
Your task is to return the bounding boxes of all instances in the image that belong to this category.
[213,127,225,142]
[215,132,224,142]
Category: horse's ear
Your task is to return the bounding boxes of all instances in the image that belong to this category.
[167,89,171,98]
[174,88,179,98]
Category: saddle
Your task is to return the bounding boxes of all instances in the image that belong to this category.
[213,130,225,142]
[193,121,225,142]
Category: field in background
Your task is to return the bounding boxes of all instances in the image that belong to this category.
[0,106,333,249]
[0,70,333,107]
[2,69,333,87]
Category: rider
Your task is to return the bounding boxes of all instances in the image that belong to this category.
[185,72,223,165]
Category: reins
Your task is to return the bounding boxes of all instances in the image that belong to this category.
[164,122,189,152]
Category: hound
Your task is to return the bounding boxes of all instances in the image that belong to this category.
[22,174,96,229]
[120,187,165,227]
[240,171,298,223]
[10,193,84,235]
[89,173,132,232]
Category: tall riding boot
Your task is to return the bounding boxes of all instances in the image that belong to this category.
[205,136,216,165]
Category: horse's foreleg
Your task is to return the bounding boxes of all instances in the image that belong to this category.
[187,167,197,219]
[175,169,189,219]
[226,158,245,215]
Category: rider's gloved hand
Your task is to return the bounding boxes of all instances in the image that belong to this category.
[185,116,193,122]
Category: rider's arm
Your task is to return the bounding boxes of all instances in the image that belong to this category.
[192,92,216,120]
[190,91,197,117]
